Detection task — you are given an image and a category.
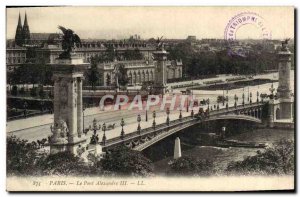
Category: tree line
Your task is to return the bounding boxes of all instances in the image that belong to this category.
[167,42,280,79]
[7,135,294,177]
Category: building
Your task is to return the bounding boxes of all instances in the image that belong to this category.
[7,12,184,82]
[98,59,183,86]
[187,35,197,42]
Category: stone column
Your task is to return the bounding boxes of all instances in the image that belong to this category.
[77,77,83,137]
[53,76,60,125]
[68,78,77,144]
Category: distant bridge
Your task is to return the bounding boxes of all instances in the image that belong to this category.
[100,102,265,151]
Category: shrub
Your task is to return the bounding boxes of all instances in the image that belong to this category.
[226,139,294,175]
[100,145,154,177]
[169,156,215,176]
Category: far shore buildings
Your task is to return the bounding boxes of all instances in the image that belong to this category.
[6,12,183,85]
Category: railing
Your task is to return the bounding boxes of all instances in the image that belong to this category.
[101,102,266,149]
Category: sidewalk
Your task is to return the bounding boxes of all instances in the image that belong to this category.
[7,105,118,132]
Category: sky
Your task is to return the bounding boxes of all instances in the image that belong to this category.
[6,6,294,40]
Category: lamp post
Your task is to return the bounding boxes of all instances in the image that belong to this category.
[166,107,170,126]
[222,88,225,106]
[242,92,245,106]
[247,86,250,102]
[221,126,226,139]
[269,82,275,100]
[260,93,263,103]
[152,111,156,130]
[186,97,189,112]
[102,123,106,146]
[145,109,148,122]
[93,118,97,135]
[23,101,28,118]
[40,100,44,112]
[207,98,210,112]
[120,118,125,140]
[179,109,182,120]
[226,95,229,110]
[234,94,238,108]
[256,91,259,103]
[137,114,141,135]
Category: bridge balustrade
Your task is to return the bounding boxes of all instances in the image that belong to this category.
[101,102,266,149]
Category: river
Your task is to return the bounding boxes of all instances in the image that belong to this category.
[147,126,294,175]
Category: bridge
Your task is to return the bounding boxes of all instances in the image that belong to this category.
[100,102,265,151]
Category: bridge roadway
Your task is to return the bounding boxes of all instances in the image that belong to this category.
[101,102,265,151]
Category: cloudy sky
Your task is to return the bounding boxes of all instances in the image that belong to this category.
[6,6,294,40]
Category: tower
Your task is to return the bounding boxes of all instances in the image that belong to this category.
[50,55,89,155]
[277,40,293,119]
[15,13,23,46]
[152,43,168,95]
[22,12,30,45]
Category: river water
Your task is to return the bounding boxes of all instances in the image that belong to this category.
[149,127,294,175]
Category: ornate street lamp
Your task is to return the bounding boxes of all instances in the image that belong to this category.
[166,107,170,125]
[247,86,250,102]
[145,109,148,122]
[137,114,141,135]
[186,97,189,112]
[234,94,238,108]
[269,82,275,99]
[226,95,229,110]
[93,118,97,135]
[260,93,264,103]
[102,123,106,146]
[152,111,156,130]
[222,88,225,106]
[120,118,125,140]
[242,92,245,106]
[207,98,210,112]
[221,126,226,139]
[40,100,44,112]
[179,109,182,120]
[23,101,28,118]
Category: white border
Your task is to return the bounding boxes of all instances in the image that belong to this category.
[0,1,299,196]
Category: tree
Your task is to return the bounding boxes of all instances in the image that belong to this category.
[100,146,154,176]
[38,85,45,98]
[11,85,18,96]
[169,156,215,176]
[117,64,129,87]
[36,152,92,176]
[226,139,294,175]
[106,74,111,86]
[88,58,100,90]
[123,48,143,60]
[7,135,40,176]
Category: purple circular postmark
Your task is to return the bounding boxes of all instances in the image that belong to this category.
[224,12,272,41]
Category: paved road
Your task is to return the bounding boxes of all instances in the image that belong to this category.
[7,71,294,143]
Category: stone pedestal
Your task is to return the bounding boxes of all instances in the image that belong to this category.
[50,54,90,155]
[174,137,182,159]
[277,43,293,120]
[153,50,168,95]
